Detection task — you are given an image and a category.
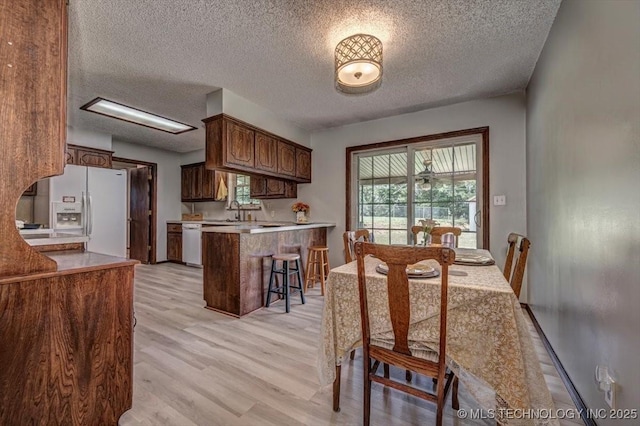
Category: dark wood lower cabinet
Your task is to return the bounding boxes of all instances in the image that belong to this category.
[0,253,136,425]
[167,227,182,262]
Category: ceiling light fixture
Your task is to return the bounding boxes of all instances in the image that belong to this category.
[80,97,197,134]
[335,34,383,95]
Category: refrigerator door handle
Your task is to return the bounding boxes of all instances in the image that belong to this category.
[82,192,87,234]
[87,193,94,236]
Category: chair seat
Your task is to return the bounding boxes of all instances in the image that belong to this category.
[370,337,439,363]
[308,246,329,251]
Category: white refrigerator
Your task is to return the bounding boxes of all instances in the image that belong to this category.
[49,164,128,258]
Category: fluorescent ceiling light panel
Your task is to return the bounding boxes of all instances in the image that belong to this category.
[80,98,196,134]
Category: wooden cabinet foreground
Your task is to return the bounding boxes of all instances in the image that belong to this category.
[203,114,312,183]
[0,255,136,425]
[1,0,68,277]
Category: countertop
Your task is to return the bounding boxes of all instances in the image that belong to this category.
[20,231,89,246]
[200,222,335,234]
[168,219,336,233]
[0,251,137,285]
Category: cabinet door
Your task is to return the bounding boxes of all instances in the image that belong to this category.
[250,177,297,199]
[225,121,255,168]
[202,167,216,200]
[181,166,193,201]
[167,232,182,262]
[249,176,267,197]
[255,132,278,173]
[76,148,112,168]
[191,165,203,200]
[277,141,296,177]
[266,178,285,196]
[295,148,311,182]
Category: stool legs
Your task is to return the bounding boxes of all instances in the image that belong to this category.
[266,257,305,313]
[305,248,330,295]
[284,260,291,313]
[295,259,305,305]
[266,259,276,308]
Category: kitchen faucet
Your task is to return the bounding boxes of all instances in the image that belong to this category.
[230,199,241,221]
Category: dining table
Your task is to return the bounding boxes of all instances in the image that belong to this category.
[317,248,558,426]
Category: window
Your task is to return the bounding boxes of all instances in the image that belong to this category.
[231,174,260,207]
[349,131,487,249]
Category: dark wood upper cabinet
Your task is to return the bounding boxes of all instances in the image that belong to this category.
[65,144,113,169]
[65,146,77,164]
[202,167,216,199]
[255,132,278,173]
[204,114,312,184]
[225,121,255,168]
[181,166,194,201]
[75,147,112,168]
[182,163,227,202]
[277,141,296,177]
[295,148,311,182]
[191,164,203,200]
[249,176,297,199]
[249,176,267,197]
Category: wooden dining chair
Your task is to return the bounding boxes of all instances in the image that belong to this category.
[354,242,459,426]
[411,225,462,247]
[342,229,370,264]
[503,233,531,299]
[343,229,371,361]
[430,226,462,246]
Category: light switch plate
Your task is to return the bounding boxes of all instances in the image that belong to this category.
[493,195,506,206]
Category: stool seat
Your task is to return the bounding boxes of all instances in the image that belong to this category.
[308,246,329,251]
[273,253,300,261]
[266,253,305,313]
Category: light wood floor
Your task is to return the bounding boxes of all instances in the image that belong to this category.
[119,263,584,426]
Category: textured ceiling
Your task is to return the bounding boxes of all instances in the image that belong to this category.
[67,0,561,152]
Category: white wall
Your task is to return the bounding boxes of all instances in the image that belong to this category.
[206,89,311,146]
[112,140,182,262]
[304,92,527,289]
[67,126,112,150]
[526,0,640,421]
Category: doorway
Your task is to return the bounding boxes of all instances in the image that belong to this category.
[112,157,158,264]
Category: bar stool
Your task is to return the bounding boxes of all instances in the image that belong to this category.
[266,253,305,313]
[304,246,330,296]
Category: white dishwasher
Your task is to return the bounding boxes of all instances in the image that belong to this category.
[182,223,202,267]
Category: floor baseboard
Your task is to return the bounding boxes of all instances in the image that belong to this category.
[522,303,596,426]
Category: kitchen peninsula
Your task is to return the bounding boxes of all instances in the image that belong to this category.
[201,223,334,317]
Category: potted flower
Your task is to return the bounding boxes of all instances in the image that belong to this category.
[418,218,438,246]
[292,202,310,223]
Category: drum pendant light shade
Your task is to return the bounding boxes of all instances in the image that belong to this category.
[335,34,383,94]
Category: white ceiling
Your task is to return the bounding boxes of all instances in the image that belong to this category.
[67,0,561,153]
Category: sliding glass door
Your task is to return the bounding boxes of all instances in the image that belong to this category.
[351,134,484,248]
